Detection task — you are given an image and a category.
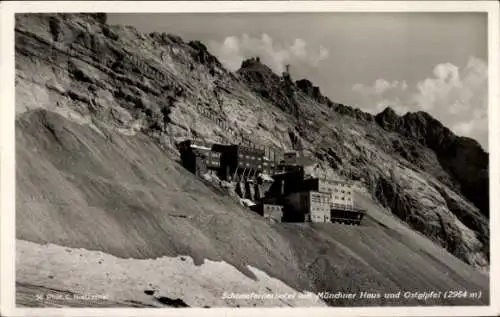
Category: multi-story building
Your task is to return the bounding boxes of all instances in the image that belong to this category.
[266,169,365,224]
[212,144,266,181]
[299,178,355,209]
[327,180,364,225]
[180,140,268,181]
[284,190,330,223]
[329,179,355,210]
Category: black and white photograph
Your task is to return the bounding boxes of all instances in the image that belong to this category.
[1,1,499,316]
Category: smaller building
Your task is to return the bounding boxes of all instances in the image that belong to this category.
[262,157,277,176]
[250,203,283,223]
[263,204,283,223]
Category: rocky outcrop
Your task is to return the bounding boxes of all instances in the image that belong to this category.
[188,40,225,75]
[375,108,489,218]
[295,78,328,105]
[237,57,299,116]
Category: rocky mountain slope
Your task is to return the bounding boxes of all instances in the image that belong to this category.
[15,13,489,307]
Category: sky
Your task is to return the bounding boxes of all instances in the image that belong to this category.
[108,12,488,150]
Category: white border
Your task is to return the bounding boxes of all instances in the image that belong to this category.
[1,1,499,317]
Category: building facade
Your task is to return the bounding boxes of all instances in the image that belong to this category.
[250,202,283,223]
[308,191,331,223]
[212,144,266,181]
[330,180,355,210]
[237,145,265,171]
[191,144,221,170]
[300,178,355,210]
[284,190,330,223]
[178,140,222,176]
[263,204,283,223]
[330,207,365,225]
[283,151,298,165]
[262,157,277,176]
[266,165,305,198]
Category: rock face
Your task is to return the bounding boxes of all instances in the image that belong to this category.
[375,109,489,219]
[237,57,300,118]
[14,13,490,307]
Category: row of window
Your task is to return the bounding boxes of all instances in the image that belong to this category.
[264,205,283,212]
[311,206,329,212]
[332,196,353,201]
[207,160,220,166]
[311,215,331,222]
[311,197,330,204]
[331,203,355,210]
[238,154,263,161]
[262,168,276,175]
[240,147,265,154]
[327,182,352,187]
[311,193,330,204]
[333,188,352,194]
[238,162,262,168]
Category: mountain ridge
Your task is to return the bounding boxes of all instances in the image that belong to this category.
[14,13,489,307]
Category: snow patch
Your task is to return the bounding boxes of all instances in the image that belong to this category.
[17,240,326,307]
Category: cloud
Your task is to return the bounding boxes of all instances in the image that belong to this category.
[208,33,329,74]
[351,57,488,149]
[351,79,410,114]
[353,79,408,96]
